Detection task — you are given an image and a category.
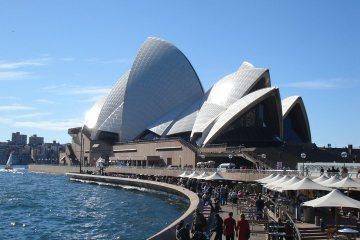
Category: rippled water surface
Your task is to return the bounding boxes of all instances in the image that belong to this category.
[0,167,187,240]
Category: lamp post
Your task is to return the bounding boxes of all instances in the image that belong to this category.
[301,152,307,176]
[341,151,348,161]
[79,127,84,173]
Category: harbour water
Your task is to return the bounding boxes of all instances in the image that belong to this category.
[0,167,187,240]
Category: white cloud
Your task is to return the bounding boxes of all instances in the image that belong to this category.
[14,112,52,119]
[280,78,349,89]
[0,117,11,124]
[42,84,111,96]
[0,58,49,69]
[14,119,82,131]
[78,95,105,103]
[70,87,111,95]
[35,99,55,104]
[0,71,32,81]
[0,104,36,111]
[84,57,128,64]
[59,57,75,62]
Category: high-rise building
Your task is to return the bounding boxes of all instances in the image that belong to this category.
[11,132,27,146]
[29,134,44,147]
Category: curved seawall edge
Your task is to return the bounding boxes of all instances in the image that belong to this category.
[66,173,200,240]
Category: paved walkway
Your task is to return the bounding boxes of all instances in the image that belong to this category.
[209,203,267,240]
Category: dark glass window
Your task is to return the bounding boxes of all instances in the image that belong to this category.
[211,96,281,147]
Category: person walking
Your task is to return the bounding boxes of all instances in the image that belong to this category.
[223,212,236,240]
[236,214,250,240]
[176,220,191,240]
[255,195,265,220]
[211,213,223,240]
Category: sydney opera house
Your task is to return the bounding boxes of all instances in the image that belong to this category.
[64,37,312,168]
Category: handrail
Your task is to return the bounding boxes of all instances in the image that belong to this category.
[284,211,302,240]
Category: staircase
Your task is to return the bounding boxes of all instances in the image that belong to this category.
[298,226,327,240]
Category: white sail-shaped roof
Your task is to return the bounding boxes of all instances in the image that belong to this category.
[203,87,282,145]
[191,62,270,140]
[91,37,204,141]
[282,96,311,143]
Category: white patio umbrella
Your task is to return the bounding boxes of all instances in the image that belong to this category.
[256,173,276,183]
[196,172,210,180]
[204,172,224,181]
[261,174,283,184]
[312,175,329,183]
[302,189,360,209]
[281,177,332,191]
[302,189,360,225]
[265,175,292,189]
[178,171,190,177]
[186,171,199,178]
[330,177,360,189]
[318,176,340,187]
[273,176,302,192]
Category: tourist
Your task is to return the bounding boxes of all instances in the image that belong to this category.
[192,209,207,232]
[284,220,293,240]
[223,212,236,240]
[255,195,265,220]
[320,167,324,175]
[176,220,191,240]
[211,213,223,240]
[191,229,207,240]
[220,185,226,205]
[236,213,250,240]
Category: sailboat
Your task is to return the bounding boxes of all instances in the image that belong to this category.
[4,153,14,170]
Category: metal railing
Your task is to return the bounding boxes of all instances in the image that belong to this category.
[284,211,302,240]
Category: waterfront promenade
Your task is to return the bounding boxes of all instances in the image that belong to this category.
[28,164,291,182]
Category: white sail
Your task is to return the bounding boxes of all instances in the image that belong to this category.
[6,153,13,167]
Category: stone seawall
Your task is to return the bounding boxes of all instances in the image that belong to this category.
[28,164,271,181]
[66,173,200,240]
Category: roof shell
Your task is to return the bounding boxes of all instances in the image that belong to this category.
[191,62,270,139]
[203,87,282,145]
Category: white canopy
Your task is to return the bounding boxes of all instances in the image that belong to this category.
[272,176,302,192]
[186,171,199,178]
[265,176,292,189]
[96,157,105,163]
[312,175,329,183]
[178,171,189,177]
[282,177,332,191]
[256,173,276,183]
[319,176,340,187]
[196,172,210,179]
[261,174,283,184]
[330,177,360,189]
[205,172,224,181]
[302,189,360,209]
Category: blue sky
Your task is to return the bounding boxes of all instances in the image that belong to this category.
[0,0,359,147]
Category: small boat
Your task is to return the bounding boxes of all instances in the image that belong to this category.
[4,153,14,170]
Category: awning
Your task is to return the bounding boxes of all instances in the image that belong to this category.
[186,171,199,178]
[302,189,360,209]
[265,175,292,189]
[281,177,332,191]
[330,177,360,189]
[255,173,276,183]
[312,175,329,183]
[205,172,224,181]
[261,174,283,184]
[272,176,302,192]
[178,171,189,177]
[318,176,340,187]
[196,172,210,180]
